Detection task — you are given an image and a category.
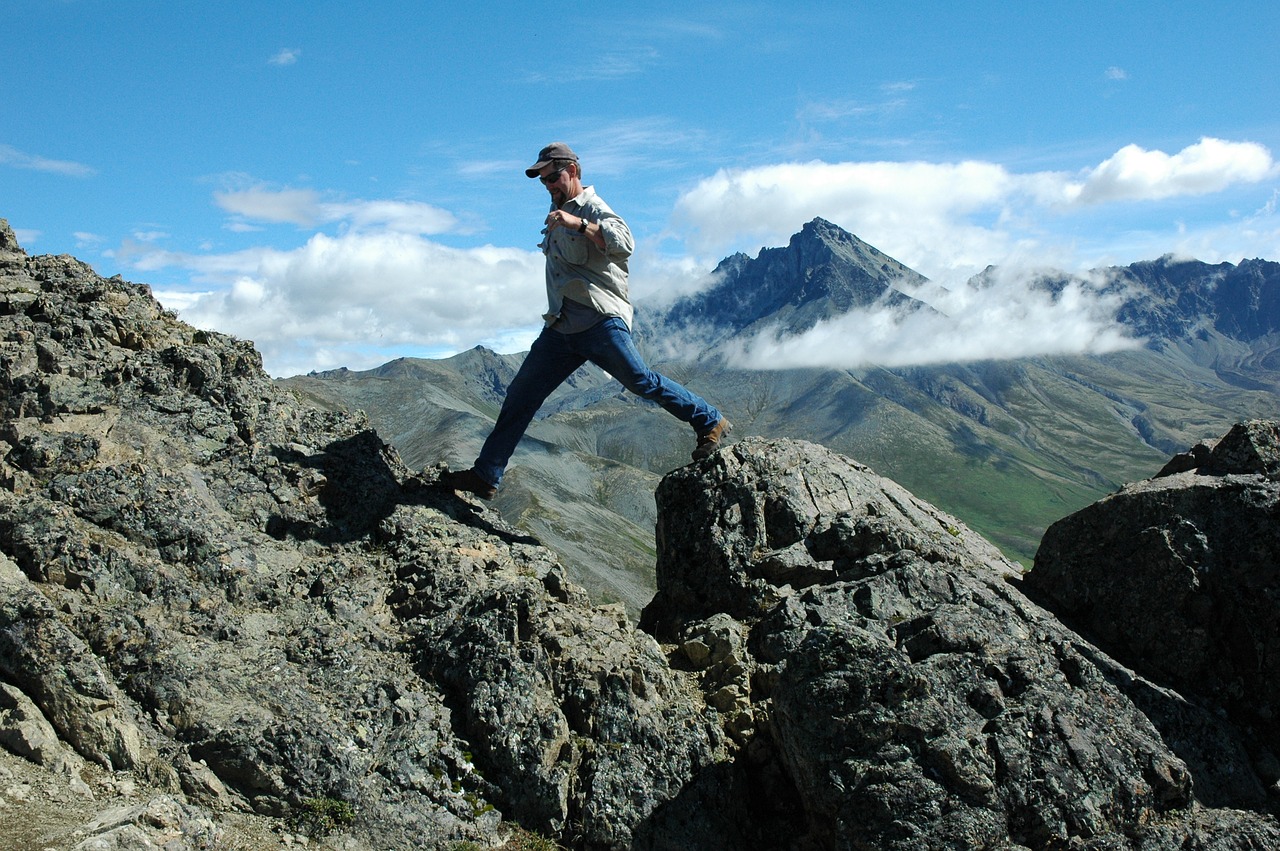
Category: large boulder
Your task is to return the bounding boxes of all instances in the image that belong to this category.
[641,436,1020,638]
[641,437,1280,849]
[1026,419,1280,799]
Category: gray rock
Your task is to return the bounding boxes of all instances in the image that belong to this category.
[0,680,70,768]
[642,437,1280,849]
[641,437,1020,639]
[1028,418,1280,808]
[0,233,723,848]
[70,795,222,850]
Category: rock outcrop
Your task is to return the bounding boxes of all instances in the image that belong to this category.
[1026,419,1280,807]
[3,214,1280,850]
[0,219,723,849]
[640,437,1280,849]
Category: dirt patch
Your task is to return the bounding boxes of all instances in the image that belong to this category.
[0,747,290,851]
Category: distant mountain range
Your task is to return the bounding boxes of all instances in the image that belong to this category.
[283,219,1280,613]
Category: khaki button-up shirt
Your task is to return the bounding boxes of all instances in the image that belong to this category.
[540,186,636,330]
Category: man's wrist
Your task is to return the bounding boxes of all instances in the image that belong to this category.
[578,219,588,234]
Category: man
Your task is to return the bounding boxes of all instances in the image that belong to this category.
[442,142,730,500]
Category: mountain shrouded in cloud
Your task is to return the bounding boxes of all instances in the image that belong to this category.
[650,218,1143,370]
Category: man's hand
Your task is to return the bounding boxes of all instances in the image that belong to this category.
[545,210,606,249]
[545,210,580,232]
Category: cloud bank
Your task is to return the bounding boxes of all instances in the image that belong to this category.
[150,230,544,377]
[671,137,1277,278]
[135,138,1275,377]
[720,268,1142,371]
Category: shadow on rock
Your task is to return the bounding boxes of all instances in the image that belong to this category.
[265,433,539,548]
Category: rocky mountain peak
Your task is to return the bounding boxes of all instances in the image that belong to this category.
[656,217,930,344]
[789,216,895,267]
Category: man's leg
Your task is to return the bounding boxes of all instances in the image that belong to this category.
[583,318,722,434]
[472,328,585,487]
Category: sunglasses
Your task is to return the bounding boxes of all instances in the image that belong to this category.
[539,168,566,185]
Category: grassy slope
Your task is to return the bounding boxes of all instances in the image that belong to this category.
[281,336,1280,606]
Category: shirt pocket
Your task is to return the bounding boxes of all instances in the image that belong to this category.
[553,230,590,265]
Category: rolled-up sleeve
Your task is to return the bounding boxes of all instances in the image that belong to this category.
[597,212,634,260]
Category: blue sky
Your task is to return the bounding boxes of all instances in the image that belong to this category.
[5,1,1279,377]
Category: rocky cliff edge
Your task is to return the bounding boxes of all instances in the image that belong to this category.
[2,216,1279,850]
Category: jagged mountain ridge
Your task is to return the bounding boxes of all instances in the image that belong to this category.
[654,216,1280,362]
[966,253,1280,346]
[1114,255,1280,342]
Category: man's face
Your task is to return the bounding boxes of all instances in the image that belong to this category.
[539,163,576,206]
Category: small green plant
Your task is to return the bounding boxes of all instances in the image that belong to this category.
[499,824,563,850]
[289,796,356,836]
[463,791,495,817]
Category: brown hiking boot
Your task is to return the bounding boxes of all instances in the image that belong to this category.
[439,467,497,500]
[692,418,732,461]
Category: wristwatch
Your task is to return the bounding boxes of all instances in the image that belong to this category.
[578,219,588,234]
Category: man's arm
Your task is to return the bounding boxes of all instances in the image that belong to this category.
[591,210,633,259]
[580,219,606,251]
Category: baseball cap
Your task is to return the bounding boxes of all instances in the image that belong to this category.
[526,142,579,178]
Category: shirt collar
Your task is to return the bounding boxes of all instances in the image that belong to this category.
[553,184,595,210]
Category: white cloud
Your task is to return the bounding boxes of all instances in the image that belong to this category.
[723,267,1142,371]
[523,46,659,83]
[670,138,1278,279]
[1069,138,1276,204]
[671,158,1022,277]
[215,187,323,226]
[1106,66,1128,81]
[269,48,300,66]
[144,231,545,377]
[0,144,95,177]
[629,249,723,306]
[214,186,458,235]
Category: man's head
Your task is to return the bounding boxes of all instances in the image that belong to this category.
[525,142,578,178]
[527,142,583,205]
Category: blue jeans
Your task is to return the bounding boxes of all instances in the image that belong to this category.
[474,317,721,486]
